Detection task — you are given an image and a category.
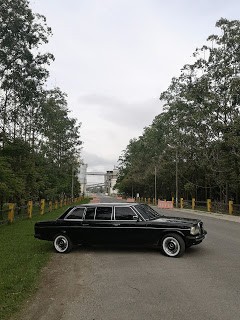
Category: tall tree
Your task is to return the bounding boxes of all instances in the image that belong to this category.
[0,1,82,204]
[0,0,53,146]
[117,18,240,203]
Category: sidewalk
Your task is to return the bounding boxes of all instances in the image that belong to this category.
[172,207,240,224]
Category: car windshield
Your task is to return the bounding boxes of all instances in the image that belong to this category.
[134,204,163,221]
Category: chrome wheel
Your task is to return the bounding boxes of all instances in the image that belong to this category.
[161,234,185,257]
[54,235,72,253]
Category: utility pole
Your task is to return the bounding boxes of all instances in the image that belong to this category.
[154,165,157,204]
[71,166,74,200]
[175,150,178,208]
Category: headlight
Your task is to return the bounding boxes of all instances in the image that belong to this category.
[190,225,201,235]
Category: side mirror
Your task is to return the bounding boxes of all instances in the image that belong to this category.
[132,215,139,221]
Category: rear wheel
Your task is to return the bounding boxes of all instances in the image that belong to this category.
[161,233,185,258]
[53,234,72,253]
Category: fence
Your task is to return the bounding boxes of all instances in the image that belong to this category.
[176,198,238,215]
[0,197,85,225]
[118,196,239,216]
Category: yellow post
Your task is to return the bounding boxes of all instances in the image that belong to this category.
[192,198,195,210]
[64,198,67,206]
[180,198,184,209]
[54,200,58,210]
[229,200,233,215]
[27,200,33,218]
[49,201,52,212]
[40,199,45,215]
[144,198,147,203]
[148,198,151,204]
[8,203,15,223]
[60,199,63,208]
[207,199,211,212]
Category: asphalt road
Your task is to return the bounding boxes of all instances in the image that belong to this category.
[14,195,240,320]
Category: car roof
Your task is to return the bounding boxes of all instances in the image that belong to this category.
[75,203,139,207]
[58,203,143,219]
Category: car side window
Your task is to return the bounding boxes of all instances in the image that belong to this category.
[115,207,136,220]
[84,207,96,219]
[66,207,85,219]
[95,207,112,220]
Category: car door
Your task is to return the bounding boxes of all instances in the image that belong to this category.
[63,207,85,243]
[81,206,115,244]
[113,206,150,245]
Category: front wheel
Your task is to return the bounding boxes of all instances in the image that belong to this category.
[53,234,72,253]
[161,233,185,258]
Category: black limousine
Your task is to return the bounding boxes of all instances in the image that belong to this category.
[34,203,207,258]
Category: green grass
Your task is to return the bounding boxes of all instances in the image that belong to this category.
[0,199,90,320]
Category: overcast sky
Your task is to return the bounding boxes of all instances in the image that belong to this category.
[30,0,240,183]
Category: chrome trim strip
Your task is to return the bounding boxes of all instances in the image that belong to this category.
[59,226,191,230]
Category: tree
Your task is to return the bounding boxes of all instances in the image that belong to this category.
[0,0,54,146]
[117,18,240,203]
[0,1,82,204]
[0,156,24,209]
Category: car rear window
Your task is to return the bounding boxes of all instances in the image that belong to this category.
[66,207,85,219]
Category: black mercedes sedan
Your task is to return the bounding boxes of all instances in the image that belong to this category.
[34,203,207,258]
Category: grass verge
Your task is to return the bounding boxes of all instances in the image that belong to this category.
[0,199,90,320]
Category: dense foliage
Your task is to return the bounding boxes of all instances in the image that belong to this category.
[116,18,240,203]
[0,0,82,208]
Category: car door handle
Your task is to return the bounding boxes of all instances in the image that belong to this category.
[83,223,89,226]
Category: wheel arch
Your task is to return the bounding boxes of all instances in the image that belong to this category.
[157,230,186,246]
[52,229,67,239]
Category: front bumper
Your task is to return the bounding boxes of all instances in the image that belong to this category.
[185,230,207,245]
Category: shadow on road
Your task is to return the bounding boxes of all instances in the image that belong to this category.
[68,243,209,259]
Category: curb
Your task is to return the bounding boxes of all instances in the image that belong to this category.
[172,208,240,224]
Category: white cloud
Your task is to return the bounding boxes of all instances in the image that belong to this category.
[30,0,240,177]
[78,94,162,128]
[75,94,162,175]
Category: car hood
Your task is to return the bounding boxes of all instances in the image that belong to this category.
[150,216,201,225]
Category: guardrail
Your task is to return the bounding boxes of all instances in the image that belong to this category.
[178,199,237,215]
[0,197,85,225]
[116,196,240,216]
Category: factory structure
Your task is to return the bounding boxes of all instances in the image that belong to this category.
[78,164,119,195]
[78,163,88,195]
[104,168,119,195]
